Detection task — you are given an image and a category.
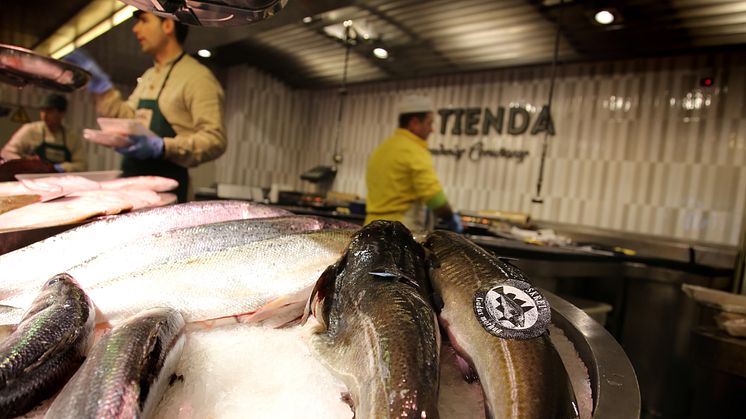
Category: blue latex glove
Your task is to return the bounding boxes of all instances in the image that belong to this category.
[116,135,164,160]
[447,213,464,234]
[63,49,113,94]
[53,163,64,173]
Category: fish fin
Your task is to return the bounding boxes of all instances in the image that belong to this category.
[340,391,355,412]
[368,270,422,291]
[0,323,15,341]
[247,285,314,328]
[301,256,345,329]
[452,353,479,383]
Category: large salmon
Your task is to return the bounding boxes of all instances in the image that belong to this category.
[0,200,291,301]
[1,227,355,327]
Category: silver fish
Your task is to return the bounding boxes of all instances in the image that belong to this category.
[424,230,578,419]
[45,307,185,419]
[2,228,355,327]
[303,221,440,419]
[0,273,94,419]
[0,200,290,301]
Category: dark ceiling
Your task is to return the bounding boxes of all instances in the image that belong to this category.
[0,0,92,48]
[2,0,746,89]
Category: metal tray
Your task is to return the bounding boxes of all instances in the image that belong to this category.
[546,290,641,418]
[0,44,90,92]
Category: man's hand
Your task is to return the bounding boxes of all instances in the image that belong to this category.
[116,135,165,160]
[63,50,113,94]
[446,213,464,234]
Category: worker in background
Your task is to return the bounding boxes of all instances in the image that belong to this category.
[64,10,226,202]
[365,94,463,233]
[1,93,87,173]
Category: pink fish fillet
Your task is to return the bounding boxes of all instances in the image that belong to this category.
[100,176,178,192]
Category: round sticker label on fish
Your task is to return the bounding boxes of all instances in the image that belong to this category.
[473,279,550,340]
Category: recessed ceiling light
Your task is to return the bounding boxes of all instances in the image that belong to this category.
[594,10,615,25]
[302,16,312,24]
[373,47,388,59]
[197,49,212,58]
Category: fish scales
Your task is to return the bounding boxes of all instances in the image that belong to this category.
[425,230,577,419]
[48,215,354,295]
[305,221,440,419]
[0,274,94,419]
[0,200,290,301]
[45,307,185,419]
[2,228,356,327]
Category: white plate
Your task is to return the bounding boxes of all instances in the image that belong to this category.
[97,117,157,137]
[83,129,132,148]
[15,170,123,182]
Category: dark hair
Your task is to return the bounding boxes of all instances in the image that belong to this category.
[133,11,189,45]
[40,94,67,112]
[399,112,428,128]
[173,21,189,44]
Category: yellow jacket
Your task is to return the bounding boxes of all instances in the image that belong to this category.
[365,128,447,226]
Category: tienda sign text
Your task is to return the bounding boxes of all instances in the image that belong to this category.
[437,105,555,136]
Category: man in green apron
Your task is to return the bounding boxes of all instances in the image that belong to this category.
[65,11,226,203]
[1,94,87,173]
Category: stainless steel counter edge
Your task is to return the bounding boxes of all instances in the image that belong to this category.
[546,290,641,419]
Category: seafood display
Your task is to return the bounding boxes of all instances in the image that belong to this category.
[45,308,185,418]
[0,274,94,419]
[302,221,440,419]
[0,205,614,418]
[0,175,183,231]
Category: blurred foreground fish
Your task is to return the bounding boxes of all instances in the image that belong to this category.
[303,221,440,419]
[45,308,185,419]
[424,230,578,419]
[0,273,94,419]
[0,200,290,301]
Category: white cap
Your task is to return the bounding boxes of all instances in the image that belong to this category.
[397,94,434,114]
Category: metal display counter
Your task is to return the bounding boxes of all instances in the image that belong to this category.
[546,291,641,419]
[469,234,734,419]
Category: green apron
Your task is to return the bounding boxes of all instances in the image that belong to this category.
[122,53,189,203]
[34,125,71,164]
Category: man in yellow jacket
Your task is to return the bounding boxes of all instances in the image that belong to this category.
[365,94,462,232]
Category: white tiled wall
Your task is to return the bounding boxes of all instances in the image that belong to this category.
[220,52,746,246]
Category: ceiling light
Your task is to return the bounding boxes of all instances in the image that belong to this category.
[197,49,212,58]
[343,20,353,27]
[302,16,313,24]
[373,48,388,59]
[594,10,615,25]
[42,3,138,59]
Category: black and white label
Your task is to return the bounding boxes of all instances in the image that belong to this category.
[473,279,550,340]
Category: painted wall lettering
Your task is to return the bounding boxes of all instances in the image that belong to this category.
[430,141,529,163]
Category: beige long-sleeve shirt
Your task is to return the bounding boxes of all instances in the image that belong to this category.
[95,53,226,168]
[1,121,87,172]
